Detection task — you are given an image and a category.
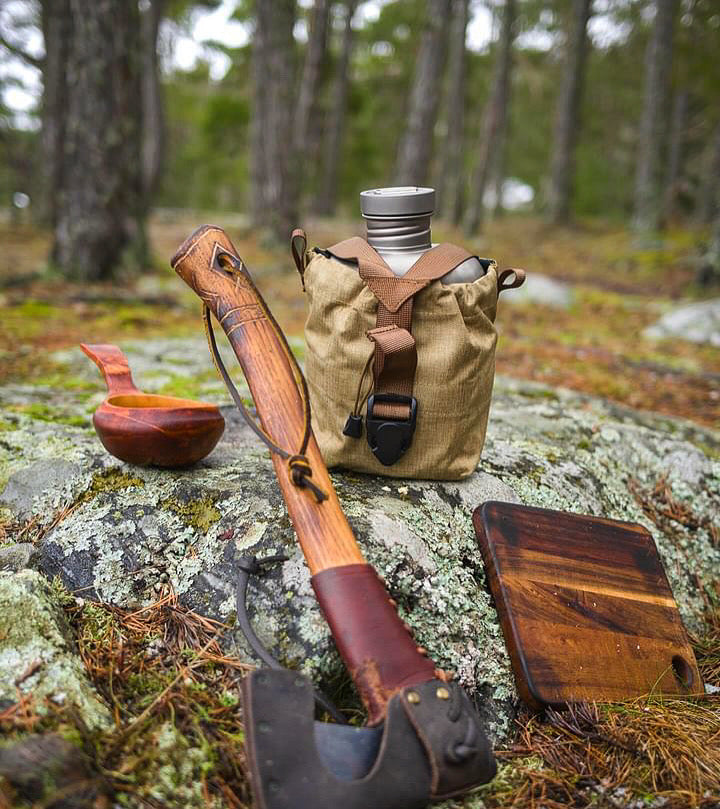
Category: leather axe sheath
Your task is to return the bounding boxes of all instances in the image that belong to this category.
[171,225,496,809]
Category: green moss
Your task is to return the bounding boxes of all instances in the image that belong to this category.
[516,387,559,401]
[126,670,176,700]
[56,723,85,748]
[79,602,120,642]
[6,402,90,427]
[162,495,221,532]
[47,576,77,611]
[155,371,222,401]
[690,439,720,461]
[31,371,98,393]
[86,469,145,498]
[16,300,57,318]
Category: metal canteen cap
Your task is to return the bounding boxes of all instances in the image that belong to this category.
[360,187,435,218]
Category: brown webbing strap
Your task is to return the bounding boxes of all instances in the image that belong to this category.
[291,228,308,290]
[498,267,526,292]
[328,238,475,420]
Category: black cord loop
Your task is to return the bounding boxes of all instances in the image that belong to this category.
[235,554,347,725]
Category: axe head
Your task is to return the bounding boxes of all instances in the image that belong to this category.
[242,669,496,809]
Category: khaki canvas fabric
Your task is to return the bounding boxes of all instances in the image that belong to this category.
[303,249,502,480]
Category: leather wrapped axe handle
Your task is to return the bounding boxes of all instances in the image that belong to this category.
[171,225,444,725]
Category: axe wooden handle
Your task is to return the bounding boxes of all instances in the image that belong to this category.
[171,225,437,723]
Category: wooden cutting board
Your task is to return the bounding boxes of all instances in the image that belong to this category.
[473,501,702,710]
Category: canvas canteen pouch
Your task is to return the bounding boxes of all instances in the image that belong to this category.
[292,230,525,480]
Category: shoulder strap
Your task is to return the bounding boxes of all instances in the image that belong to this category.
[405,243,475,281]
[328,238,474,314]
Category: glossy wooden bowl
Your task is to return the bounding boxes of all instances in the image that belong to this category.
[81,343,225,467]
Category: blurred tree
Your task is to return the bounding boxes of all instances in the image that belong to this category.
[632,0,679,235]
[141,0,166,200]
[465,0,516,234]
[294,0,330,174]
[435,0,469,224]
[251,0,297,240]
[546,0,593,225]
[698,122,720,285]
[697,120,720,226]
[393,0,451,185]
[49,0,145,279]
[39,0,69,228]
[314,0,358,215]
[661,87,687,220]
[159,59,251,211]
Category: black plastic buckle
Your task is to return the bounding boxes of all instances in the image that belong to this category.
[366,394,417,466]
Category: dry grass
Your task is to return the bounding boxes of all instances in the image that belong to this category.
[483,696,720,809]
[629,476,720,548]
[0,589,254,808]
[69,591,253,807]
[1,583,719,808]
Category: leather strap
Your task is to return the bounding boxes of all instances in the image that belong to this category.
[291,228,308,289]
[203,248,327,503]
[328,238,475,421]
[498,267,526,292]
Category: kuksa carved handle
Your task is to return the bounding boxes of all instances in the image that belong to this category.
[171,225,438,723]
[80,343,140,395]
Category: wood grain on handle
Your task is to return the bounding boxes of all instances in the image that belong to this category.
[171,225,364,576]
[80,343,139,395]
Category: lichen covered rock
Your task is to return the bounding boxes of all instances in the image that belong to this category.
[0,339,718,743]
[0,570,110,730]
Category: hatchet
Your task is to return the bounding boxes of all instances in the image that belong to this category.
[171,225,496,809]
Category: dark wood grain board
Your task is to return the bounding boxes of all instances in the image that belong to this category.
[473,501,702,710]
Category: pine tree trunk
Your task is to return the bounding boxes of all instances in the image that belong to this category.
[141,0,166,201]
[52,0,146,280]
[435,0,469,224]
[661,89,687,221]
[251,0,298,242]
[489,127,507,218]
[294,0,330,163]
[314,0,357,216]
[698,168,720,285]
[632,0,679,235]
[40,0,72,231]
[393,0,452,186]
[697,118,720,225]
[464,0,516,234]
[250,0,270,225]
[546,0,593,225]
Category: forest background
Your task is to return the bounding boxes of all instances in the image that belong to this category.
[0,0,719,427]
[0,4,719,807]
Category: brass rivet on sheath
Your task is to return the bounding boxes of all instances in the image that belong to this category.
[436,686,450,700]
[407,691,421,704]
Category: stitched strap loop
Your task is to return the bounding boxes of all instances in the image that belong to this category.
[291,228,308,289]
[498,267,526,292]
